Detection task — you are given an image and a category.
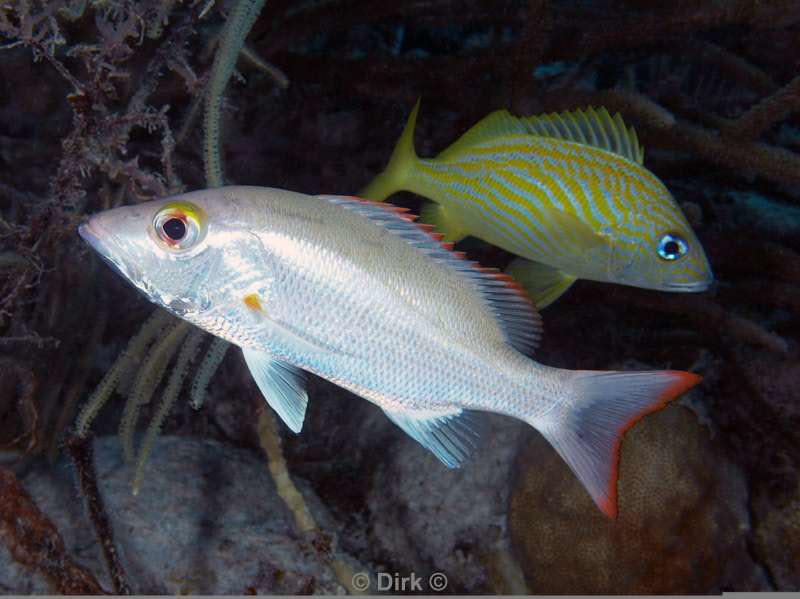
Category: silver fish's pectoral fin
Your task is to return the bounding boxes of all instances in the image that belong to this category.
[419,202,469,243]
[506,257,578,309]
[382,407,482,468]
[241,348,308,433]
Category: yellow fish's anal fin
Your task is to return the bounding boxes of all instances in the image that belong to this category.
[419,201,469,243]
[437,106,644,165]
[506,257,578,309]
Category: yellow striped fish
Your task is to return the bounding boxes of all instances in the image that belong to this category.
[360,101,713,307]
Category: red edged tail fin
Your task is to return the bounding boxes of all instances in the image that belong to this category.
[537,370,701,518]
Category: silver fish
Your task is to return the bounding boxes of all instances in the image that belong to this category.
[79,186,701,517]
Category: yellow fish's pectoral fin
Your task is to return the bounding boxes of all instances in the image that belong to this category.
[506,258,578,308]
[546,207,609,253]
[419,201,469,243]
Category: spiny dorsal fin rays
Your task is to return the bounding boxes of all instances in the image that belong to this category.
[318,195,542,357]
[437,105,644,165]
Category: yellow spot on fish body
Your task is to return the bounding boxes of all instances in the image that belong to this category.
[244,293,264,313]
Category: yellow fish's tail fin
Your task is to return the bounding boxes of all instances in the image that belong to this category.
[419,202,469,243]
[535,369,701,518]
[506,258,577,308]
[359,98,421,201]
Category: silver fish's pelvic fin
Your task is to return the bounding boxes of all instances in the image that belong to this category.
[382,407,482,468]
[242,347,308,433]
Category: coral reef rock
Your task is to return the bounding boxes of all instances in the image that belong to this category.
[0,436,354,594]
[365,413,530,594]
[509,403,769,594]
[752,481,800,590]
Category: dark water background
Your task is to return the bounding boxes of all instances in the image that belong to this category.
[0,0,798,593]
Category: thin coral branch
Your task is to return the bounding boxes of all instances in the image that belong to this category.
[132,327,205,495]
[240,45,289,89]
[722,75,800,141]
[607,287,789,355]
[549,2,800,60]
[75,309,175,438]
[0,467,108,594]
[65,436,130,595]
[0,358,38,454]
[119,320,190,464]
[189,336,230,409]
[543,89,800,189]
[204,0,266,187]
[48,300,108,460]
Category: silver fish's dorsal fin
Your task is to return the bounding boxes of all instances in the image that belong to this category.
[382,406,482,467]
[438,106,644,165]
[241,348,308,432]
[319,195,542,357]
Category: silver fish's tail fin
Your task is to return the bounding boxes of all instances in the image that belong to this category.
[536,369,701,519]
[359,98,420,201]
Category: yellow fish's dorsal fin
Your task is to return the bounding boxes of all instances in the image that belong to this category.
[521,107,644,164]
[437,107,644,165]
[436,109,522,160]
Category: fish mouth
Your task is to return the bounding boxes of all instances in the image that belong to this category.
[78,218,134,282]
[663,276,714,292]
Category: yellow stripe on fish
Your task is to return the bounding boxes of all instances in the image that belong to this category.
[360,100,713,307]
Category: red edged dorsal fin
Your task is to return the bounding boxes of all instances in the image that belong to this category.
[318,194,542,355]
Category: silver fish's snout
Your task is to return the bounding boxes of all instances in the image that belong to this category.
[78,215,133,283]
[78,217,106,254]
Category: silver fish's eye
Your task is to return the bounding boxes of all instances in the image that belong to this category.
[153,208,202,251]
[657,233,688,261]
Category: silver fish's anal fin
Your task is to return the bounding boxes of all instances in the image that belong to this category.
[419,201,468,243]
[241,348,308,433]
[534,369,701,518]
[506,258,577,309]
[319,195,542,357]
[382,407,483,468]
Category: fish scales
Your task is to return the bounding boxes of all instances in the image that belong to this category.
[360,101,712,306]
[79,185,702,518]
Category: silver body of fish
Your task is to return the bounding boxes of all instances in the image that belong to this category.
[79,185,700,517]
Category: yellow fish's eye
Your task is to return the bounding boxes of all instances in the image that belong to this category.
[657,233,688,261]
[153,201,207,251]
